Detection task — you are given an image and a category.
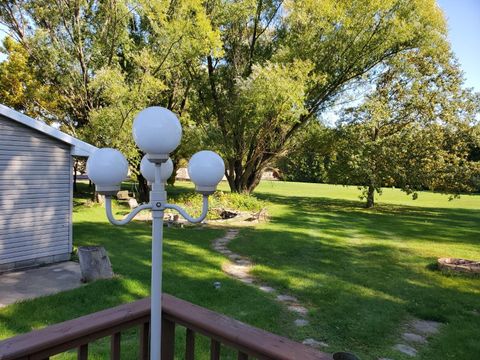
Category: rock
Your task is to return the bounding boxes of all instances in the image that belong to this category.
[219,209,238,219]
[259,286,276,293]
[128,198,139,209]
[288,305,308,315]
[240,277,254,284]
[116,190,130,200]
[410,319,441,335]
[302,338,329,348]
[294,319,309,327]
[235,259,251,266]
[402,332,427,344]
[222,263,251,279]
[277,294,298,302]
[393,344,417,357]
[78,246,113,282]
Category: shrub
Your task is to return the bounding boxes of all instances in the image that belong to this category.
[166,191,265,220]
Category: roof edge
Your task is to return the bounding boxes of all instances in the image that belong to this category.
[0,104,97,156]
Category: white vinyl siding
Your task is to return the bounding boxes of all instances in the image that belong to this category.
[0,115,72,268]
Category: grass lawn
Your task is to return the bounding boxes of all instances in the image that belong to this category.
[230,182,480,360]
[0,181,479,359]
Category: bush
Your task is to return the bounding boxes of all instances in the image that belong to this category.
[166,191,265,220]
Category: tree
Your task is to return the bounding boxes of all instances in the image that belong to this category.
[0,36,63,121]
[1,0,220,201]
[328,51,480,207]
[276,120,335,183]
[192,0,449,193]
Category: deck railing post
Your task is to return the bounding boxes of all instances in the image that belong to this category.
[140,321,150,360]
[161,318,175,360]
[185,328,195,360]
[111,332,121,360]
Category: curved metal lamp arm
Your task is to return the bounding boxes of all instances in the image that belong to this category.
[105,197,152,226]
[163,195,209,223]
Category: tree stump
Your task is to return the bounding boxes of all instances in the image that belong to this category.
[78,246,114,282]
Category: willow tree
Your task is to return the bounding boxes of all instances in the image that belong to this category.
[191,0,448,193]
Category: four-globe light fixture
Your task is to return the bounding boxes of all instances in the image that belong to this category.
[86,107,225,360]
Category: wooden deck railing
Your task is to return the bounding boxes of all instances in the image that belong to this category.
[0,294,333,360]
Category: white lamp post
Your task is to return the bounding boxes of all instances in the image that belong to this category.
[86,106,224,360]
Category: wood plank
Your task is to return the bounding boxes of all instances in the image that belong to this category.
[238,351,248,360]
[0,224,69,241]
[162,294,333,360]
[0,192,71,200]
[0,156,70,164]
[0,239,69,257]
[0,246,70,264]
[0,137,70,149]
[0,215,69,228]
[185,328,195,360]
[139,322,149,360]
[161,318,175,360]
[0,204,70,216]
[0,148,68,156]
[110,333,121,360]
[0,170,70,177]
[78,344,88,360]
[0,295,332,360]
[0,179,71,187]
[0,173,71,180]
[210,340,220,360]
[1,234,69,252]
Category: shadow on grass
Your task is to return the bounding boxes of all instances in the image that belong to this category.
[227,192,480,358]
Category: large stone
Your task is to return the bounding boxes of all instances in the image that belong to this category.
[294,319,309,327]
[410,319,441,335]
[259,286,276,293]
[116,190,130,200]
[302,338,329,348]
[288,305,308,315]
[277,294,298,302]
[393,344,417,357]
[222,263,251,279]
[128,198,139,209]
[78,246,113,282]
[402,332,427,344]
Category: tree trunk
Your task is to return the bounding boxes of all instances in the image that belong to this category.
[167,159,178,186]
[78,246,113,282]
[227,163,264,194]
[366,184,375,208]
[137,173,149,203]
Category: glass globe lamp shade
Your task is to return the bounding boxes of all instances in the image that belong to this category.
[132,107,182,159]
[87,148,129,194]
[140,155,174,183]
[188,151,225,193]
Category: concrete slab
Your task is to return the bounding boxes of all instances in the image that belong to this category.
[0,261,82,307]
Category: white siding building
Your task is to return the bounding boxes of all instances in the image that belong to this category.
[0,104,97,273]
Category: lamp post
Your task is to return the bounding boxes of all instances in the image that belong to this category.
[86,107,225,360]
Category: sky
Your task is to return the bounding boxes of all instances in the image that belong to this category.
[0,1,479,91]
[437,0,480,91]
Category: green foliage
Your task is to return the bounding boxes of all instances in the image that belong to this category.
[328,50,480,207]
[194,0,450,192]
[0,37,63,122]
[276,121,336,183]
[167,189,265,219]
